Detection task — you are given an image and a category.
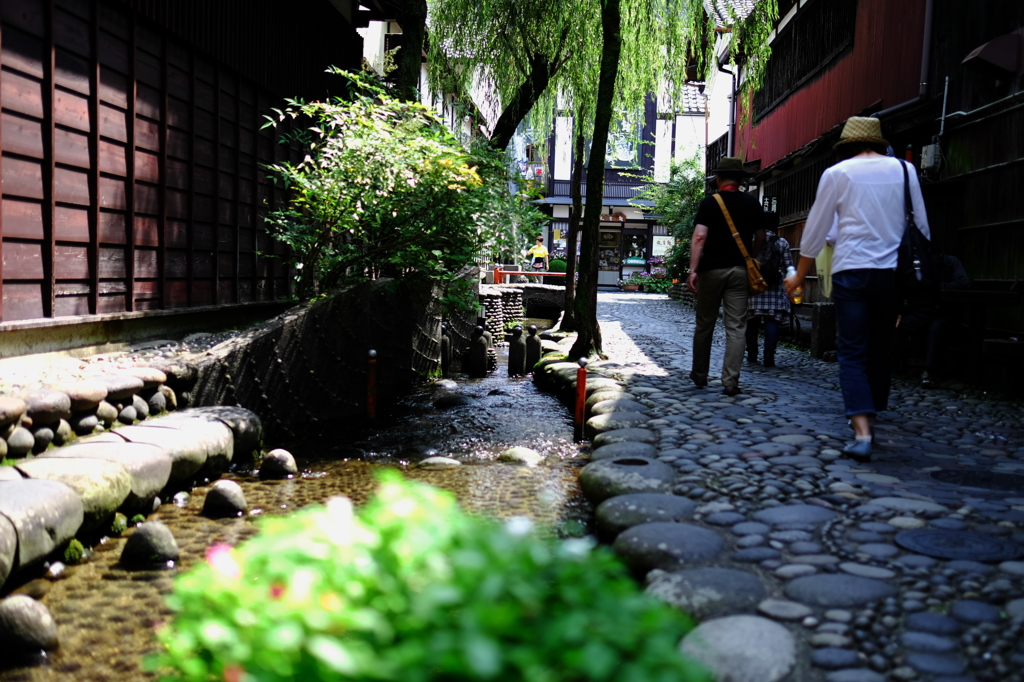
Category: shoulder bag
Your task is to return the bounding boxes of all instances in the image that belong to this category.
[896,161,935,301]
[713,193,768,294]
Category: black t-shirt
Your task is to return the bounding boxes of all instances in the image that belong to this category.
[693,190,765,272]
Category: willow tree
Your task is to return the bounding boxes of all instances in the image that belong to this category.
[423,0,779,357]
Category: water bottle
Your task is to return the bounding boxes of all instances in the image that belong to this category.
[786,266,803,304]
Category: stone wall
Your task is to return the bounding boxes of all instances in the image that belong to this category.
[190,278,442,440]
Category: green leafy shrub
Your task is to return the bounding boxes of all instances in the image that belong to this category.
[150,473,708,682]
[547,259,567,272]
[263,69,545,302]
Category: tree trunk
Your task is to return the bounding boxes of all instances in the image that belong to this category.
[489,50,565,151]
[569,0,621,359]
[560,128,586,331]
[380,0,427,102]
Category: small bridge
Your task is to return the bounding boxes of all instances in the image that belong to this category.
[488,282,566,320]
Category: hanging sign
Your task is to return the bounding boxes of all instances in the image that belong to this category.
[624,257,646,265]
[652,236,675,256]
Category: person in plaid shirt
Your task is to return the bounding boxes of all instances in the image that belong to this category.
[746,212,793,367]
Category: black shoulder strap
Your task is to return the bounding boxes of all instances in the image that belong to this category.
[900,159,915,230]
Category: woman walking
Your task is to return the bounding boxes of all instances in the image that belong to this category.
[746,212,793,368]
[785,117,930,461]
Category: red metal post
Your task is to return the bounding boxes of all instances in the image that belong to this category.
[367,350,377,420]
[574,358,588,441]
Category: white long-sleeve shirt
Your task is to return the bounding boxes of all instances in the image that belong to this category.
[801,156,930,274]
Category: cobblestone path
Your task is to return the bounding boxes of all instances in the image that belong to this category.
[588,291,1024,682]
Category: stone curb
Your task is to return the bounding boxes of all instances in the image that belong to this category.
[0,405,261,592]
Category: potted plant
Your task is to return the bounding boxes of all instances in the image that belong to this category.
[618,277,640,291]
[647,257,667,278]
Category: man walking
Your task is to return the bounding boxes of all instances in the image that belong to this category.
[687,157,766,396]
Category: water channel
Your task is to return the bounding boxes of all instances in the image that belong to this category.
[0,335,589,681]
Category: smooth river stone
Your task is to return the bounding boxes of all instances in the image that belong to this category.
[595,493,697,538]
[15,458,131,530]
[753,504,838,527]
[585,411,652,439]
[20,390,72,426]
[784,574,896,608]
[578,457,674,504]
[591,427,659,448]
[55,379,108,411]
[0,480,83,569]
[613,522,725,575]
[0,397,27,427]
[680,615,796,682]
[161,406,263,461]
[590,398,651,415]
[646,568,767,619]
[589,441,659,461]
[40,441,172,508]
[92,374,145,401]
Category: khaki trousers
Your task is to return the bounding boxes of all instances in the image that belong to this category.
[691,266,749,388]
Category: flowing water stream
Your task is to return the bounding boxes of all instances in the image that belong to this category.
[0,340,589,681]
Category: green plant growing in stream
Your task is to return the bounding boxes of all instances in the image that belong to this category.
[150,472,709,682]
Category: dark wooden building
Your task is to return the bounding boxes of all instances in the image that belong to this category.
[0,0,365,329]
[729,0,1024,339]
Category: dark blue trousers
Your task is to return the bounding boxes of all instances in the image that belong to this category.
[832,269,899,417]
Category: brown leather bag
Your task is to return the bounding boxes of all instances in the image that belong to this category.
[713,193,768,294]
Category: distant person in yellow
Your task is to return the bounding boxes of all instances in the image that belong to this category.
[526,236,548,282]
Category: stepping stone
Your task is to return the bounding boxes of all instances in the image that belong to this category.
[584,411,651,439]
[905,611,961,635]
[839,563,896,580]
[163,407,263,461]
[753,504,838,527]
[680,615,796,682]
[40,442,172,511]
[591,428,659,448]
[590,398,651,415]
[901,632,957,653]
[595,493,697,538]
[811,648,862,670]
[905,653,966,676]
[579,457,674,504]
[92,374,145,401]
[871,497,949,515]
[646,568,767,619]
[0,480,83,571]
[757,598,812,621]
[784,574,895,608]
[613,522,725,575]
[949,599,1002,624]
[590,441,658,461]
[15,458,131,531]
[585,390,633,410]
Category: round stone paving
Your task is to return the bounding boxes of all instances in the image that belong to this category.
[894,529,1024,562]
[930,469,1024,492]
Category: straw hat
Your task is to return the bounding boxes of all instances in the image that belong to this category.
[833,116,889,149]
[712,157,747,175]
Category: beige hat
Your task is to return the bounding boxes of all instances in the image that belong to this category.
[833,116,889,149]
